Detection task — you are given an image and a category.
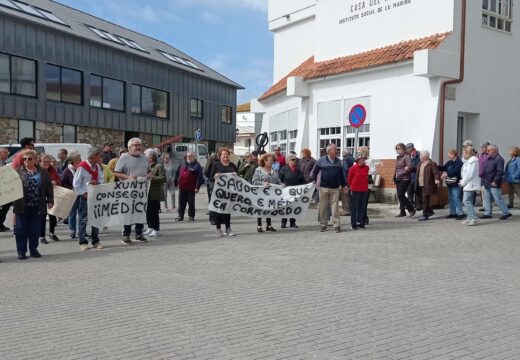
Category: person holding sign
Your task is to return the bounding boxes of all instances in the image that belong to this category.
[114,138,152,244]
[73,149,104,251]
[38,153,61,244]
[252,153,282,232]
[209,148,238,236]
[13,149,54,260]
[278,154,305,229]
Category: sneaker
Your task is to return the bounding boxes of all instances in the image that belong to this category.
[92,242,103,249]
[225,229,236,236]
[175,217,184,222]
[149,230,159,237]
[40,237,49,244]
[143,228,151,235]
[467,219,478,226]
[134,234,148,243]
[500,213,512,220]
[216,229,224,237]
[189,217,195,222]
[70,232,77,239]
[320,225,327,232]
[257,226,263,233]
[79,244,89,251]
[102,227,109,233]
[266,226,277,232]
[121,236,132,245]
[408,210,416,218]
[461,219,470,225]
[350,226,358,230]
[49,234,60,242]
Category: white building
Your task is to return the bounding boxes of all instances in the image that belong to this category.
[252,0,518,196]
[233,103,264,156]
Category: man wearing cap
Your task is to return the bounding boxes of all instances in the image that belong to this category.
[406,143,422,211]
[101,142,117,165]
[73,148,104,251]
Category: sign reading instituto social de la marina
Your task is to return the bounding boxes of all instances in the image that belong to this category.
[340,0,412,24]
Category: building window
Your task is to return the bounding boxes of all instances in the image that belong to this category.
[482,0,512,32]
[270,132,278,142]
[190,98,203,118]
[279,130,287,141]
[319,127,342,156]
[221,105,232,124]
[63,124,76,142]
[90,74,125,111]
[289,130,298,139]
[152,135,162,147]
[18,119,34,138]
[131,84,169,119]
[0,52,37,97]
[45,64,82,104]
[344,125,370,155]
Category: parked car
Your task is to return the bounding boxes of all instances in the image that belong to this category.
[1,143,92,163]
[169,143,209,169]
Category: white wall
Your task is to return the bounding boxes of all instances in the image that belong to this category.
[268,0,315,22]
[315,0,454,61]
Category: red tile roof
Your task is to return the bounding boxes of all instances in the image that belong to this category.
[259,32,451,101]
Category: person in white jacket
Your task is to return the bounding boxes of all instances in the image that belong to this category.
[459,146,480,226]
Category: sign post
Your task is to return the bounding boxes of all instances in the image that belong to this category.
[348,104,367,153]
[194,129,202,143]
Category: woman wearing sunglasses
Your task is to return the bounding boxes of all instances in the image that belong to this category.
[12,149,54,260]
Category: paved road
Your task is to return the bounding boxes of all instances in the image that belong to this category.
[1,195,520,360]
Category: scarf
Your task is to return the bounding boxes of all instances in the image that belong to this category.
[77,161,99,181]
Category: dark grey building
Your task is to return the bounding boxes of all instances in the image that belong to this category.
[0,0,242,151]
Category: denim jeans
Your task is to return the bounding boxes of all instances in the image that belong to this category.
[351,191,368,227]
[68,196,80,233]
[463,191,477,220]
[78,196,99,245]
[15,206,41,255]
[447,186,464,216]
[483,186,510,216]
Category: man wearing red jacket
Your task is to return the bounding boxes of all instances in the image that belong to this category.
[174,152,204,221]
[347,152,370,230]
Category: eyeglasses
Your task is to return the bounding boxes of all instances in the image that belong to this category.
[23,157,34,161]
[289,158,296,161]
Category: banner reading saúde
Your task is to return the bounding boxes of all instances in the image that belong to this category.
[47,185,77,219]
[0,165,23,207]
[87,178,150,228]
[208,174,315,219]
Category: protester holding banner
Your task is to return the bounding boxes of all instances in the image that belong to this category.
[278,154,305,229]
[311,143,346,233]
[0,147,11,233]
[238,152,258,183]
[209,148,238,236]
[114,138,151,244]
[73,148,104,251]
[252,153,282,232]
[175,151,204,222]
[13,149,54,260]
[348,152,370,230]
[38,153,61,244]
[61,151,81,239]
[144,149,166,237]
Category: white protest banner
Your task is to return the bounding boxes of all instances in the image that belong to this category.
[0,166,23,206]
[208,174,315,219]
[47,185,77,219]
[87,178,150,228]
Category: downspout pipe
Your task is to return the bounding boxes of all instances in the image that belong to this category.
[439,0,467,164]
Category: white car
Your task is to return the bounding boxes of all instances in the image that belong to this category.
[1,143,92,163]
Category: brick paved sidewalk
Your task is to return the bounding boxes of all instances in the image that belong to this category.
[1,196,520,359]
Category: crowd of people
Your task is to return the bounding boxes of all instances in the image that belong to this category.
[392,141,518,224]
[1,137,518,262]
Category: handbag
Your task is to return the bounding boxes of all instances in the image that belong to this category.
[445,176,458,185]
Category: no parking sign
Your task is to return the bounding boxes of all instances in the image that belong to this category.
[348,104,366,128]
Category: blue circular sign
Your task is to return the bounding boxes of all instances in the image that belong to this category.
[194,129,202,142]
[348,104,367,128]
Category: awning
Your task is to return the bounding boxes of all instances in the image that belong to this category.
[153,135,184,148]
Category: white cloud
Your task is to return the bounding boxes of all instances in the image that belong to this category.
[173,0,267,12]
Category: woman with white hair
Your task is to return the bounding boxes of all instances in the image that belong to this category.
[415,150,440,221]
[144,149,166,237]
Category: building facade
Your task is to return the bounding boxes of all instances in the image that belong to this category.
[252,0,519,198]
[0,0,241,151]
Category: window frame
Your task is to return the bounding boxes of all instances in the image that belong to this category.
[131,83,169,119]
[482,0,512,33]
[45,63,83,105]
[221,105,233,124]
[90,73,126,112]
[190,97,204,119]
[0,51,37,98]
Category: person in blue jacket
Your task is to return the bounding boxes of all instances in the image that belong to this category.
[439,149,465,219]
[505,146,520,209]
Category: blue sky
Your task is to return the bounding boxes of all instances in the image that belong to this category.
[57,0,273,105]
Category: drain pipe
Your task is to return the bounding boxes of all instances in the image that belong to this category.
[439,0,467,164]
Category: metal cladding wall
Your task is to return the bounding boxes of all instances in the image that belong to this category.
[0,15,238,143]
